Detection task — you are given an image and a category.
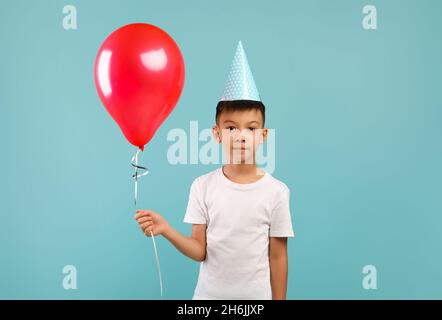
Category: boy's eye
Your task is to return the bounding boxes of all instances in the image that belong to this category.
[227,126,236,131]
[248,127,256,132]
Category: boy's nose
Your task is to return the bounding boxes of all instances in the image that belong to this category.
[234,135,246,143]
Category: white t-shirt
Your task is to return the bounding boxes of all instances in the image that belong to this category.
[183,166,295,300]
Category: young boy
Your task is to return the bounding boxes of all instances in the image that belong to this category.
[134,41,295,300]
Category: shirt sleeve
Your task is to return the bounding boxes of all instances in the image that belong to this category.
[269,186,295,237]
[183,178,208,224]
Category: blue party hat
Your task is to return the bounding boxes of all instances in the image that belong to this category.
[220,41,261,101]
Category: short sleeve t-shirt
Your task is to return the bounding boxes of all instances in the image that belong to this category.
[183,166,295,300]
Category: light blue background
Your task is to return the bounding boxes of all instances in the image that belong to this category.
[1,0,441,299]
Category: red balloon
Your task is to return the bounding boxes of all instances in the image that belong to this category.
[94,23,185,151]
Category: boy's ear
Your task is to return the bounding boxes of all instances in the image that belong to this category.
[212,125,222,143]
[259,128,268,144]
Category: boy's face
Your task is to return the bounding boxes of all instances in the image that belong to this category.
[213,108,268,165]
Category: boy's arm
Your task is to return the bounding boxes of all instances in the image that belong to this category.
[269,237,288,300]
[135,210,206,262]
[163,224,207,262]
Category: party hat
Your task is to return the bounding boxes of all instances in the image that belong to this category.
[220,41,261,101]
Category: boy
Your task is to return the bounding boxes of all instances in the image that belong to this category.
[134,41,294,300]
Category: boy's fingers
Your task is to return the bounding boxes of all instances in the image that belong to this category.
[140,224,152,232]
[140,221,153,229]
[136,217,152,224]
[135,215,152,221]
[135,215,152,223]
[134,211,152,220]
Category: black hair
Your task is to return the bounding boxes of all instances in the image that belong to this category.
[215,100,265,127]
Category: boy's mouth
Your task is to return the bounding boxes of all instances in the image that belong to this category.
[233,144,248,150]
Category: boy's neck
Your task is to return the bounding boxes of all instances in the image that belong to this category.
[222,164,265,183]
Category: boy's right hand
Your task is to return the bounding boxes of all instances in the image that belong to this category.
[134,210,170,237]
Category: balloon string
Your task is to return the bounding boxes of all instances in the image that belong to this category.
[131,149,149,206]
[131,148,163,298]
